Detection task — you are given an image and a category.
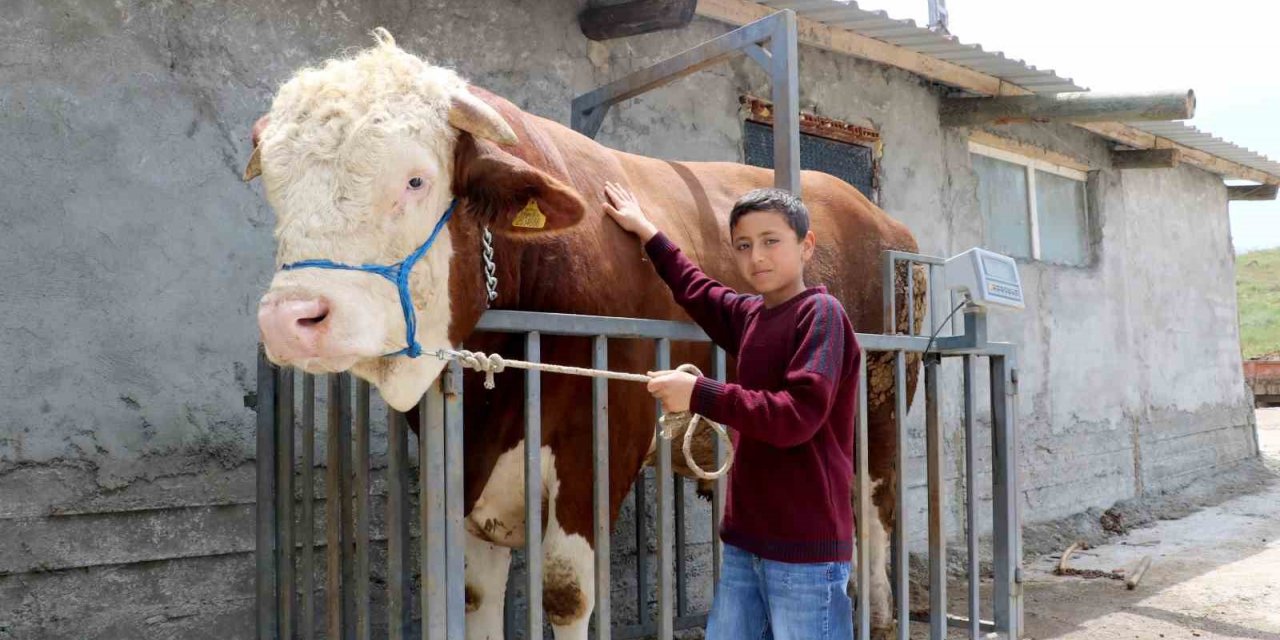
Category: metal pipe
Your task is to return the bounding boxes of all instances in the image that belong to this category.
[963,356,979,640]
[894,352,909,640]
[301,373,316,640]
[655,339,675,640]
[421,381,446,639]
[712,348,727,590]
[925,356,946,640]
[525,332,544,638]
[387,406,411,640]
[444,361,466,640]
[325,374,348,640]
[355,380,371,640]
[255,347,278,640]
[771,9,801,195]
[592,336,612,640]
[338,375,356,640]
[855,353,871,640]
[277,367,295,640]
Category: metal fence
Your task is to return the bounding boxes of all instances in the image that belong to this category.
[255,252,1023,640]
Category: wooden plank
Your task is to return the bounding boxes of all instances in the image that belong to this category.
[1111,148,1182,169]
[696,0,1018,96]
[941,91,1195,126]
[1228,183,1278,201]
[1080,123,1280,185]
[968,131,1090,173]
[580,0,697,41]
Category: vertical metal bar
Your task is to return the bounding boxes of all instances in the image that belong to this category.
[301,374,316,640]
[883,253,897,335]
[963,356,979,640]
[592,336,612,640]
[770,9,801,196]
[421,382,447,640]
[990,356,1022,638]
[712,348,727,589]
[634,465,648,628]
[387,407,411,640]
[906,261,916,336]
[444,361,466,640]
[655,339,674,640]
[929,265,946,337]
[277,368,296,640]
[525,332,544,639]
[326,374,349,640]
[354,380,372,640]
[255,347,278,640]
[894,352,909,640]
[855,353,871,640]
[339,375,356,640]
[675,474,688,617]
[925,357,946,640]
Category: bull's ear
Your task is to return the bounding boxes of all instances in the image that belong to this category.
[451,133,585,235]
[242,115,271,182]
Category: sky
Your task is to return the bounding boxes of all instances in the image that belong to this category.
[850,0,1280,253]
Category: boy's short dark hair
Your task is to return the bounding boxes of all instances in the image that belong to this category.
[729,188,810,238]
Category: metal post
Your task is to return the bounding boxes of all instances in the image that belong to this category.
[525,332,544,639]
[592,336,611,640]
[711,348,727,589]
[925,356,946,640]
[770,9,801,195]
[963,356,979,640]
[633,465,648,629]
[444,361,466,640]
[893,352,909,640]
[421,381,447,640]
[256,347,278,640]
[991,356,1022,638]
[301,374,316,640]
[339,376,357,640]
[906,261,916,336]
[655,339,675,640]
[325,374,350,640]
[675,473,688,617]
[277,368,296,640]
[855,353,871,640]
[387,407,411,640]
[883,253,897,335]
[354,381,372,640]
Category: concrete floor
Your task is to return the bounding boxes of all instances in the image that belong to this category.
[1017,408,1280,639]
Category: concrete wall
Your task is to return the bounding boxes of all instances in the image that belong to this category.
[0,0,1256,637]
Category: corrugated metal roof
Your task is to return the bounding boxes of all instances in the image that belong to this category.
[1127,121,1280,180]
[751,1,1279,182]
[756,0,1086,93]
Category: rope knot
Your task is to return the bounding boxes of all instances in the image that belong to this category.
[451,349,506,389]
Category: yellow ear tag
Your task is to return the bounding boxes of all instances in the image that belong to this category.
[511,199,547,229]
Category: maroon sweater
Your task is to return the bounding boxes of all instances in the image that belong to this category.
[645,233,860,563]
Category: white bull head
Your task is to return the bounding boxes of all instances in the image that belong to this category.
[250,29,585,410]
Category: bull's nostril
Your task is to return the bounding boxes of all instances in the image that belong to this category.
[297,311,328,328]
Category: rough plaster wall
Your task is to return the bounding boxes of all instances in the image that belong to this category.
[0,0,1256,637]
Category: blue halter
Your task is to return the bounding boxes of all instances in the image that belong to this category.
[280,199,458,358]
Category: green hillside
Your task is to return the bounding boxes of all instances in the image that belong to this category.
[1237,247,1280,359]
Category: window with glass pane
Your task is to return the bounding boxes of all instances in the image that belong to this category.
[973,153,1032,259]
[1035,170,1089,266]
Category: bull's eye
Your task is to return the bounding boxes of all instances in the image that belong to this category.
[408,177,425,190]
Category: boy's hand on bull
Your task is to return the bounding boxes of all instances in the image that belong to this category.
[603,182,659,242]
[646,369,697,413]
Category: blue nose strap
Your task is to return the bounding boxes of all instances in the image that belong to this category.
[280,199,458,358]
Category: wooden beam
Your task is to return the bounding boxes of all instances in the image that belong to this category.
[1081,123,1280,185]
[941,91,1195,126]
[580,0,697,41]
[1111,148,1182,169]
[695,0,1024,96]
[1228,183,1278,201]
[694,0,1280,186]
[969,130,1090,173]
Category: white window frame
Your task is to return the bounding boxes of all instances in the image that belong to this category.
[969,140,1088,262]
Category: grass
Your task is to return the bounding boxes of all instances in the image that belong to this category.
[1237,247,1280,359]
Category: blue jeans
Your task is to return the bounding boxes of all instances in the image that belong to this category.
[706,543,853,640]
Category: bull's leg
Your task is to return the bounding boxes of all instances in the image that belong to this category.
[868,479,895,640]
[543,518,595,639]
[465,530,512,640]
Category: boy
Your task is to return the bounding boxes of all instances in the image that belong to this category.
[602,183,860,640]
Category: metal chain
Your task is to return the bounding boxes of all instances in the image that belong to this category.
[481,226,498,306]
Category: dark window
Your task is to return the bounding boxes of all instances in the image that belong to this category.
[743,120,876,200]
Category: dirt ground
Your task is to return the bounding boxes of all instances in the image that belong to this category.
[1017,408,1280,639]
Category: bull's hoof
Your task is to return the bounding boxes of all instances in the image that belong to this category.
[869,623,897,640]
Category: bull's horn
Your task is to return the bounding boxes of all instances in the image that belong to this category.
[243,145,262,182]
[449,91,518,146]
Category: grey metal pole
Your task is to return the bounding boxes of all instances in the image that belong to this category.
[301,374,316,640]
[655,339,675,640]
[925,357,946,640]
[894,352,909,640]
[355,380,371,640]
[525,332,544,639]
[277,368,295,640]
[255,347,278,640]
[771,9,801,196]
[387,406,411,640]
[592,336,612,640]
[444,361,466,640]
[421,381,447,640]
[712,347,727,589]
[855,353,872,640]
[963,356,979,640]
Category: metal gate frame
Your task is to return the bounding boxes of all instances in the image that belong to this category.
[255,253,1023,640]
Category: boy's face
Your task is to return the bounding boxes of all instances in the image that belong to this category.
[730,209,816,296]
